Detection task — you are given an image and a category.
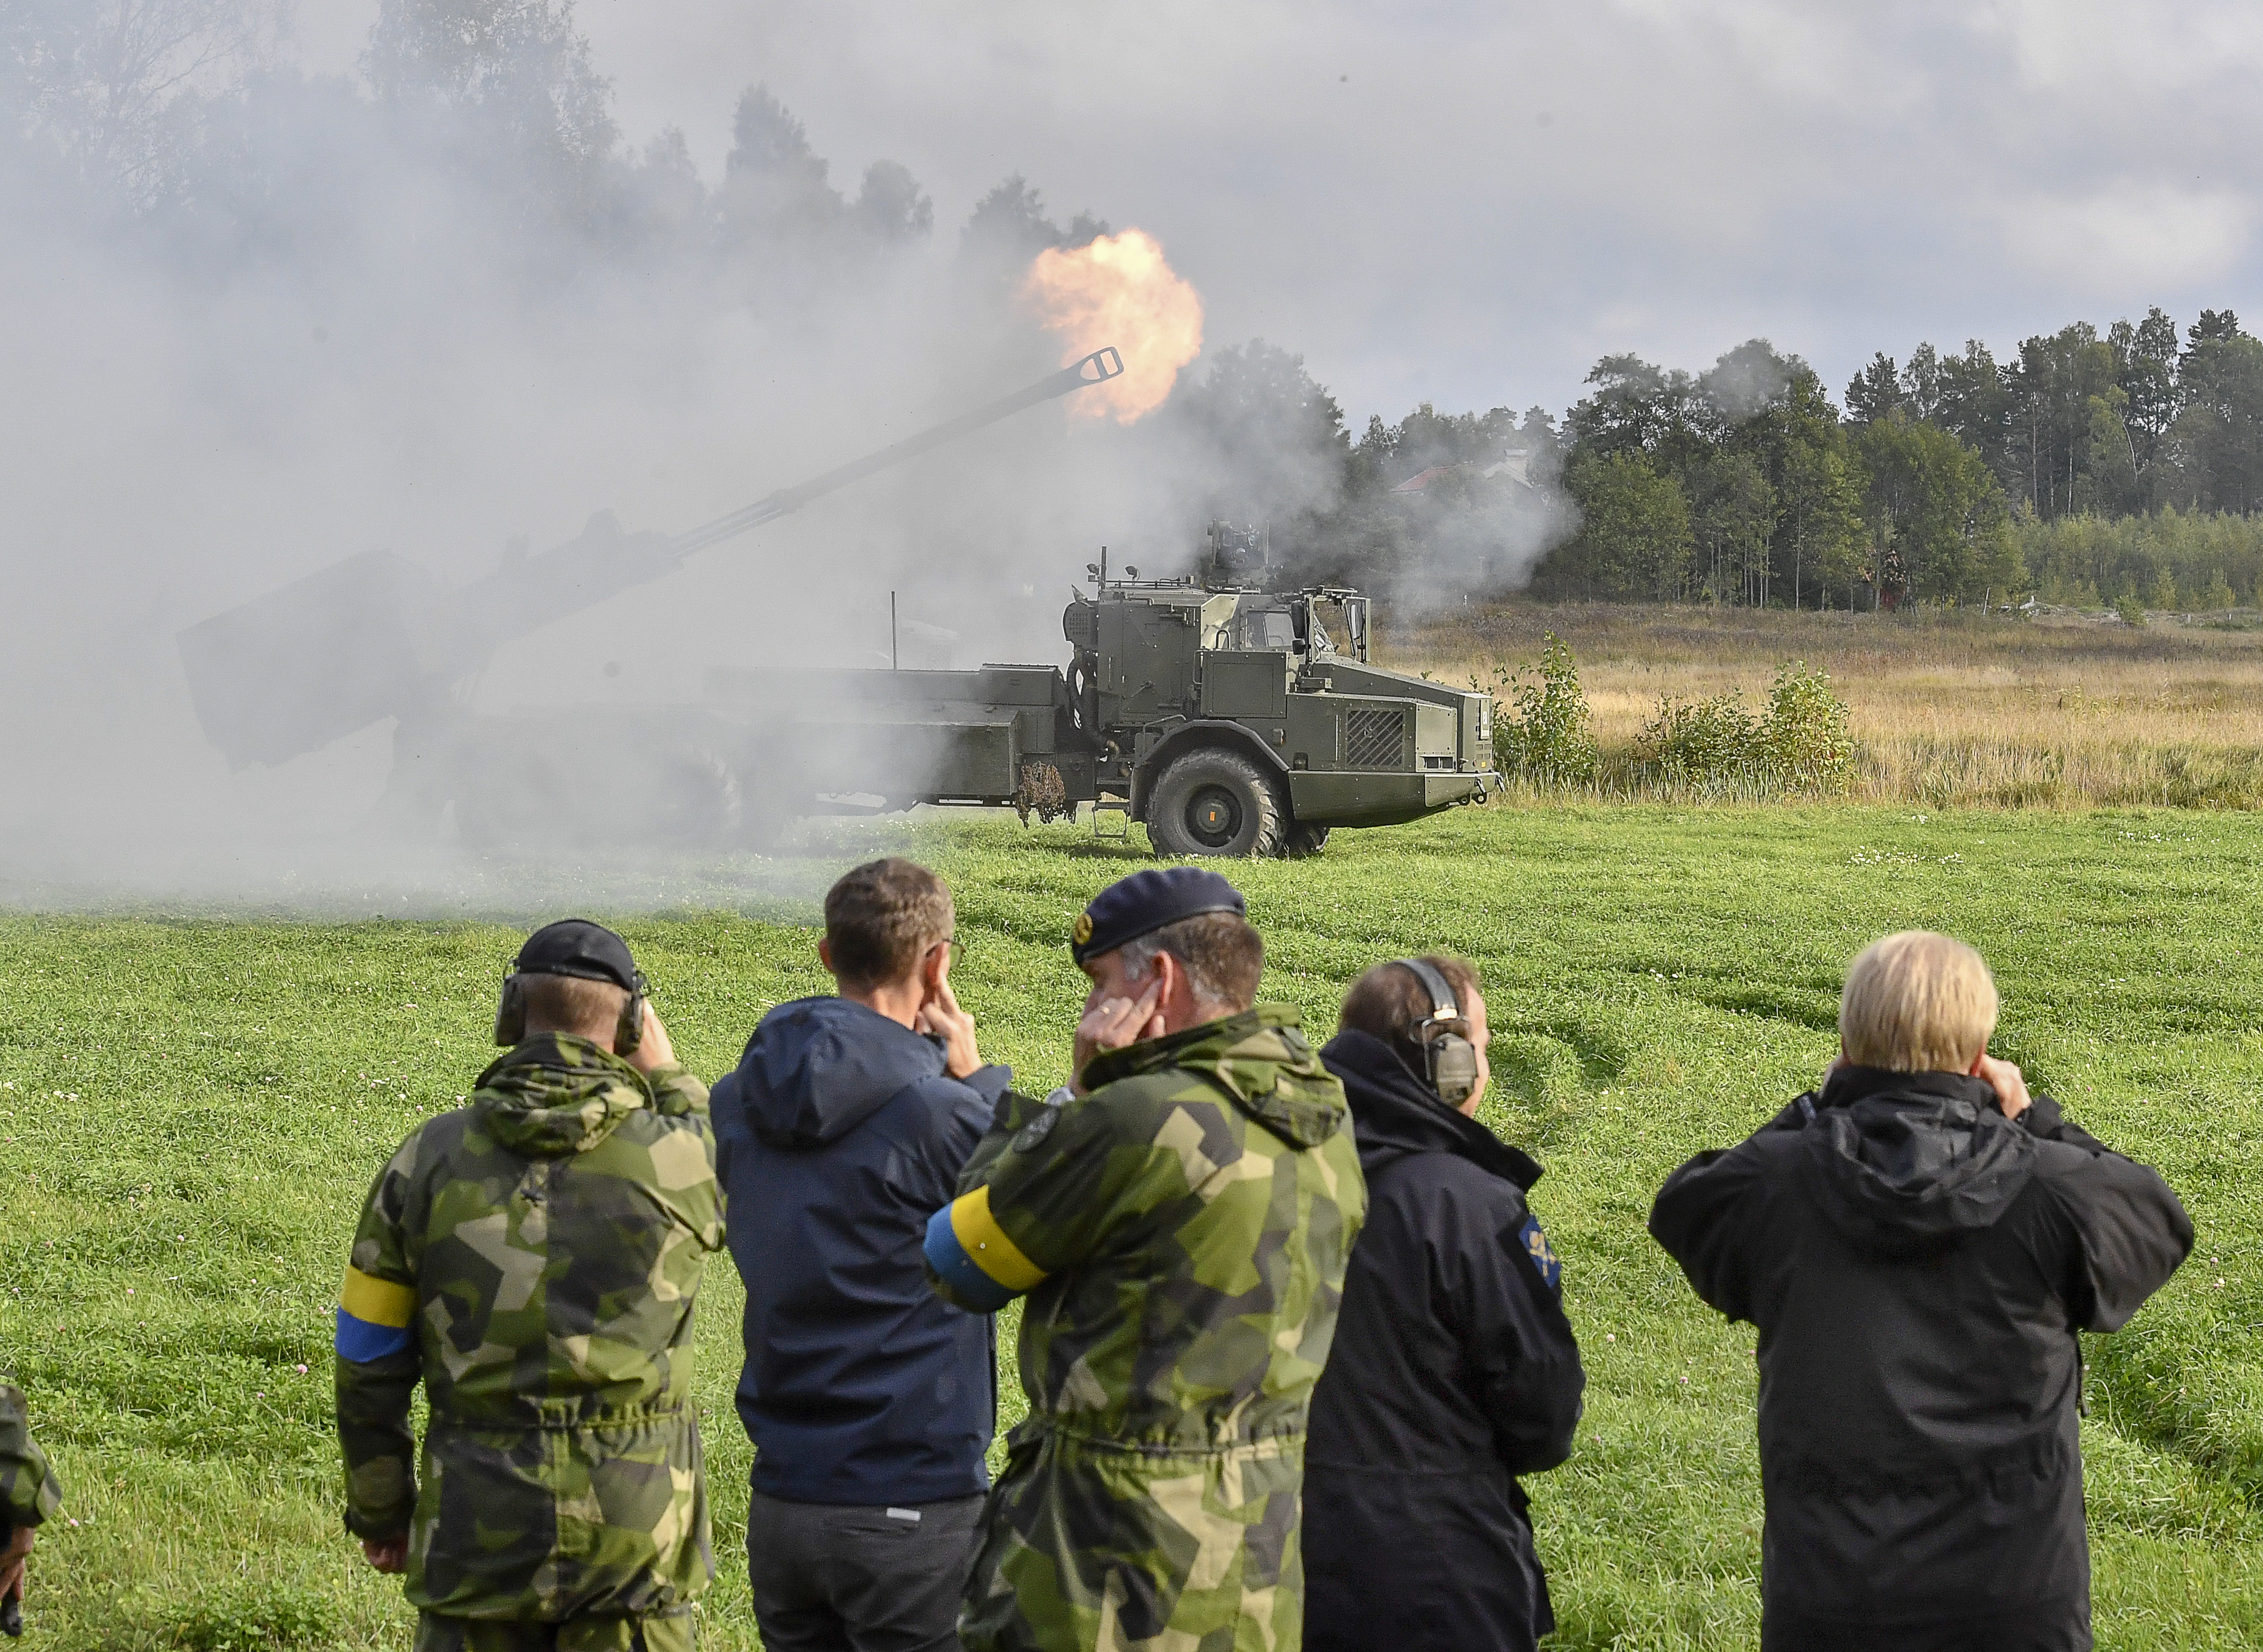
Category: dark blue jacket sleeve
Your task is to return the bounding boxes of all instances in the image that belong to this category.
[1437,1176,1586,1478]
[900,1065,1011,1216]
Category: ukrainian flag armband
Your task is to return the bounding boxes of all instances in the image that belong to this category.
[336,1266,417,1362]
[924,1187,1047,1312]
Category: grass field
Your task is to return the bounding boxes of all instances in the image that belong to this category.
[1391,602,2263,809]
[3,804,2259,1649]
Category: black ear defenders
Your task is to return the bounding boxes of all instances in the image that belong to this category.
[494,966,648,1054]
[1394,957,1479,1107]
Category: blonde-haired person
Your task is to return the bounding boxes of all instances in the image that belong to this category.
[1650,931,2192,1652]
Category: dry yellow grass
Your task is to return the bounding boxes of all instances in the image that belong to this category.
[1381,602,2263,807]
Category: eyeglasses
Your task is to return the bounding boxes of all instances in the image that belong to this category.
[938,937,964,968]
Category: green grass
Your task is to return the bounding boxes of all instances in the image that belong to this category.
[2,804,2258,1648]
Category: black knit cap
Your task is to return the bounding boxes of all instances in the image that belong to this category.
[1071,867,1246,967]
[514,918,639,991]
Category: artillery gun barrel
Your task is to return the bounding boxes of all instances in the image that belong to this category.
[177,346,1125,770]
[670,347,1125,557]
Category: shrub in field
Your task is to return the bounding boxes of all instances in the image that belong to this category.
[2118,596,2148,627]
[1639,660,1854,795]
[1641,691,1762,791]
[1490,632,1599,786]
[1760,661,1856,793]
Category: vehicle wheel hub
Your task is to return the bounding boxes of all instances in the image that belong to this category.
[1188,786,1242,848]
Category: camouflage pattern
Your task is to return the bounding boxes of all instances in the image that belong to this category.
[934,1006,1366,1652]
[336,1033,723,1630]
[0,1384,62,1529]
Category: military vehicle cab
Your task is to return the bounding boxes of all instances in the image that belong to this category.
[1055,530,1496,856]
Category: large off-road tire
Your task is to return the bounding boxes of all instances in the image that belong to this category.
[1147,748,1288,858]
[1284,823,1331,858]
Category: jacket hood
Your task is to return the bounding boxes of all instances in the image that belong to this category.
[1320,1028,1541,1190]
[473,1032,653,1158]
[1083,1004,1348,1150]
[1802,1066,2036,1254]
[734,996,947,1149]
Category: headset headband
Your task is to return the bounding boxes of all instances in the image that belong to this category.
[1395,956,1461,1025]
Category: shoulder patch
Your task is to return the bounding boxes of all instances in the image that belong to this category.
[1518,1212,1562,1292]
[1013,1106,1063,1153]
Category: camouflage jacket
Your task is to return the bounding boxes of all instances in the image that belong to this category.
[335,1035,723,1622]
[0,1384,62,1530]
[927,1006,1366,1651]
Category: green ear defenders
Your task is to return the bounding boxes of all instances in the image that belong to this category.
[1394,957,1479,1107]
[493,966,647,1054]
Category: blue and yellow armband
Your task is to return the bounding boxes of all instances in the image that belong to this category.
[923,1187,1047,1312]
[336,1266,417,1362]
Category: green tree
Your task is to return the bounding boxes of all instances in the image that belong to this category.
[2109,306,2181,476]
[2080,389,2141,516]
[2169,312,2263,514]
[1853,414,2023,602]
[1540,450,1693,601]
[1167,340,1350,536]
[1683,449,1775,605]
[366,0,617,207]
[1844,353,1903,425]
[2007,323,2118,519]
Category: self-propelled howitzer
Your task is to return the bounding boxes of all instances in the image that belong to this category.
[176,353,1501,857]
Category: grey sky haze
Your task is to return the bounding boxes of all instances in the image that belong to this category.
[288,0,2263,424]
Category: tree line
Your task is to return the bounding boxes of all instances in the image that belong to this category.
[1162,316,2263,613]
[1529,312,2263,610]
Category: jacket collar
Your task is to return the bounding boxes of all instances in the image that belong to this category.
[1081,1005,1279,1087]
[1321,1028,1541,1190]
[1819,1064,1997,1113]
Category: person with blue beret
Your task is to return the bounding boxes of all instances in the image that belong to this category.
[923,865,1367,1651]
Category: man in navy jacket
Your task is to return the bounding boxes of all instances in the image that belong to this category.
[713,858,1012,1652]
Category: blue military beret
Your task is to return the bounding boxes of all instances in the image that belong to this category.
[515,918,640,991]
[1071,867,1247,967]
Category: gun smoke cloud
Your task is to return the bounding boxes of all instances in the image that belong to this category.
[0,4,1577,911]
[1021,230,1204,424]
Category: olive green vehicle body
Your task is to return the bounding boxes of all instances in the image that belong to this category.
[705,574,1499,853]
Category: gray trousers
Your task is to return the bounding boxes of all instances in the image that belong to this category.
[745,1488,984,1652]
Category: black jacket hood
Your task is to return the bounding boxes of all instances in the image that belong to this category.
[1803,1065,2036,1255]
[734,996,948,1150]
[1320,1028,1541,1191]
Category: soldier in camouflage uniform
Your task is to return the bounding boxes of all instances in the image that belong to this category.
[335,920,724,1652]
[924,868,1366,1652]
[1,1383,64,1629]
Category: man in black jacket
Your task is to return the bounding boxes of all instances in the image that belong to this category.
[1304,955,1585,1652]
[1651,930,2192,1652]
[712,858,1012,1652]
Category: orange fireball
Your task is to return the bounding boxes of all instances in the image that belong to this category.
[1021,229,1204,423]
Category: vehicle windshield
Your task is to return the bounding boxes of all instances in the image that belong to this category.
[1233,606,1297,651]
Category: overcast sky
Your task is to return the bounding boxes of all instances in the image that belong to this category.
[284,0,2263,425]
